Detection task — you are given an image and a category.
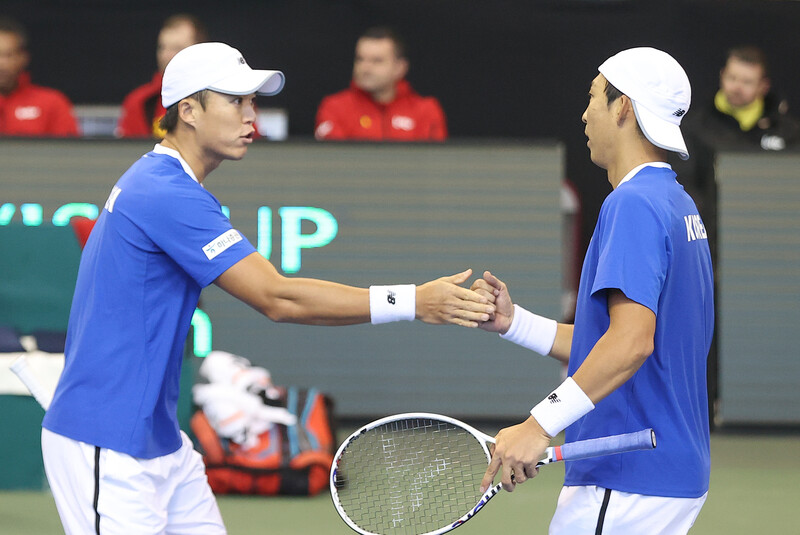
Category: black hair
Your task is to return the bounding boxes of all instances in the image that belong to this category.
[604,80,624,106]
[159,89,209,133]
[0,16,28,49]
[359,26,407,59]
[160,13,209,43]
[603,79,645,139]
[727,45,769,78]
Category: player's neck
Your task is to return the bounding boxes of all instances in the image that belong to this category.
[161,134,219,183]
[606,141,666,189]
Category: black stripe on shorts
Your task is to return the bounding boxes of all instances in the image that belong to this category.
[595,487,612,535]
[94,446,101,534]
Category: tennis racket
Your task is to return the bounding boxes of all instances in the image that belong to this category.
[330,412,656,535]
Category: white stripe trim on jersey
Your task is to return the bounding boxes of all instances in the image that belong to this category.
[617,161,671,187]
[153,143,200,183]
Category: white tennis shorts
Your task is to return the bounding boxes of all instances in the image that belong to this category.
[549,485,707,535]
[41,427,226,534]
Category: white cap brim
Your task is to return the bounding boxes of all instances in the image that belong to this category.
[161,43,286,107]
[631,100,689,160]
[208,69,285,97]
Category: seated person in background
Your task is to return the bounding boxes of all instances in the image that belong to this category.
[315,26,447,141]
[115,13,207,138]
[0,17,79,137]
[684,45,799,151]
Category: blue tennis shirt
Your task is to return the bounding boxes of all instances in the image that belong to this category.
[43,147,256,458]
[564,164,714,498]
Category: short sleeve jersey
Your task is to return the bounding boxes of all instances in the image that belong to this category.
[43,146,256,458]
[564,164,714,498]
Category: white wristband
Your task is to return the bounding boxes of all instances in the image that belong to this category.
[499,304,557,355]
[530,377,595,437]
[369,285,416,324]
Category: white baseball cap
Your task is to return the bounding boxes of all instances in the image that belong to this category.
[599,47,691,160]
[161,42,285,108]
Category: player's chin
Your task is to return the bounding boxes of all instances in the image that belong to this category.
[228,140,252,159]
[227,149,248,161]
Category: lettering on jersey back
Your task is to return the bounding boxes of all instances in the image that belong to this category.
[684,214,708,242]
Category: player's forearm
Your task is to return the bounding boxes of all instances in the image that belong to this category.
[527,330,649,438]
[260,277,371,325]
[548,323,573,364]
[527,295,654,438]
[571,329,653,404]
[215,253,370,325]
[571,291,656,403]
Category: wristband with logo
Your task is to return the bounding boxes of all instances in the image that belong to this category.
[530,377,595,437]
[369,285,416,324]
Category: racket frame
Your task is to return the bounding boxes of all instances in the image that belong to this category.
[330,412,496,535]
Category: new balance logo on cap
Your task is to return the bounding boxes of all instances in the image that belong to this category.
[673,108,686,117]
[548,393,560,404]
[238,57,245,65]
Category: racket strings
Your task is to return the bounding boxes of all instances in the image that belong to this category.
[334,418,489,534]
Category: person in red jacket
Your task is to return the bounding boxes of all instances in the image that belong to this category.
[0,17,79,137]
[315,26,447,141]
[115,14,207,139]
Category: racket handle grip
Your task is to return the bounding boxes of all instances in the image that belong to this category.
[547,429,656,463]
[10,356,52,411]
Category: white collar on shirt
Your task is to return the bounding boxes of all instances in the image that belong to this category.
[617,161,671,187]
[152,143,199,184]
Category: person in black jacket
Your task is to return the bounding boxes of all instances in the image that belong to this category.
[685,45,800,151]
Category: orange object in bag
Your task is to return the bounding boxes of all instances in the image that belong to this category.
[191,386,336,496]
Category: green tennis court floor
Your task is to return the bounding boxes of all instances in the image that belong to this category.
[1,432,797,534]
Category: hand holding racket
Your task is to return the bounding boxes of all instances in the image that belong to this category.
[330,412,655,535]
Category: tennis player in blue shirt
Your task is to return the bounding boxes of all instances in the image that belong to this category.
[472,48,713,534]
[40,42,494,534]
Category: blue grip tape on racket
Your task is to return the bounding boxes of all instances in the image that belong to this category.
[543,428,656,464]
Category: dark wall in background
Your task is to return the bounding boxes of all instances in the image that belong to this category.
[4,0,800,254]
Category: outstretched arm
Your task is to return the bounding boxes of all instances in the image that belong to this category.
[214,252,494,327]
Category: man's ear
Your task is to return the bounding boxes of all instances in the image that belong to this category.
[177,99,198,128]
[20,49,30,71]
[616,94,636,126]
[758,76,771,99]
[394,57,409,83]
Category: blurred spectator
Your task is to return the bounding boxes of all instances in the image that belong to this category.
[115,14,207,138]
[0,17,79,137]
[684,45,800,151]
[315,26,447,141]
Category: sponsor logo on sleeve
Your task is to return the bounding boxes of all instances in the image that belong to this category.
[203,229,243,260]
